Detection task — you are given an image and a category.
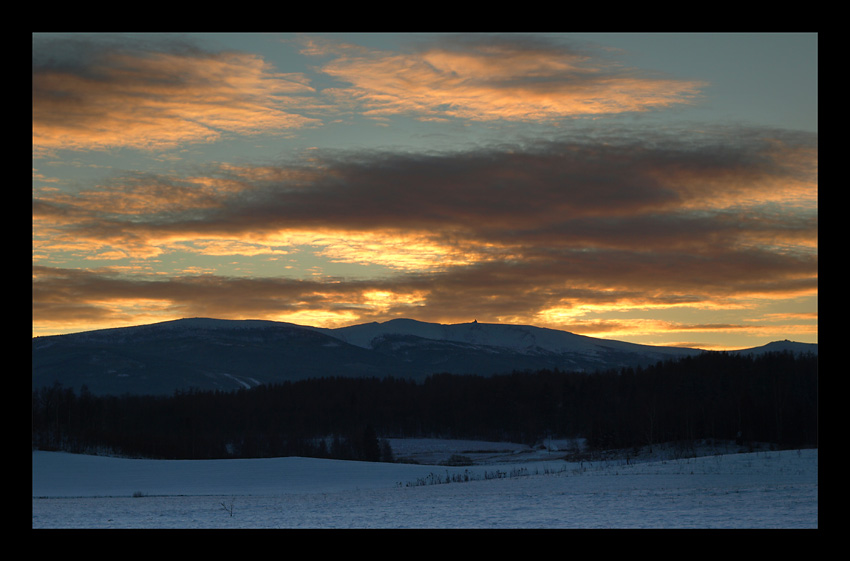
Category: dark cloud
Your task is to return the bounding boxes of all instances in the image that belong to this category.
[33,127,817,335]
[38,127,817,250]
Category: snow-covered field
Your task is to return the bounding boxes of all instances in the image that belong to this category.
[32,439,817,528]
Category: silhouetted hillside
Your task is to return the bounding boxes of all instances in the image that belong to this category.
[32,350,818,460]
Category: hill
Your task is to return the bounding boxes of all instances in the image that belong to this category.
[31,446,819,528]
[32,317,816,396]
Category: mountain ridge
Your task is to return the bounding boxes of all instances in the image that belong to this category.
[32,317,817,396]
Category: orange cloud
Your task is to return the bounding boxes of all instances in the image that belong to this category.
[33,44,319,156]
[307,35,706,122]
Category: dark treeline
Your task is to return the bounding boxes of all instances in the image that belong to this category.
[32,351,817,460]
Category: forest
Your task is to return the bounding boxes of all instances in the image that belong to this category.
[31,350,818,461]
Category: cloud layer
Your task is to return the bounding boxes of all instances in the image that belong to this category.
[33,34,706,156]
[32,34,817,347]
[34,128,818,343]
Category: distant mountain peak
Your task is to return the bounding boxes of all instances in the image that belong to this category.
[732,340,818,356]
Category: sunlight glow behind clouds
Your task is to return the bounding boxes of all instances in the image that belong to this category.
[32,130,817,345]
[32,33,817,348]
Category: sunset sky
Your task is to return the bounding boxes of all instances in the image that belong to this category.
[32,33,818,349]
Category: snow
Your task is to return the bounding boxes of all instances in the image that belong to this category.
[318,318,702,359]
[32,440,817,528]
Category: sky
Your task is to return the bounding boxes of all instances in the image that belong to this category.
[32,33,818,350]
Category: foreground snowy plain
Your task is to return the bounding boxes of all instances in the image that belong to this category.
[32,439,817,528]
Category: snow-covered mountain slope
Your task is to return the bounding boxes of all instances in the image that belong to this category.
[32,317,297,347]
[32,318,413,396]
[309,318,706,375]
[318,318,697,357]
[32,317,816,396]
